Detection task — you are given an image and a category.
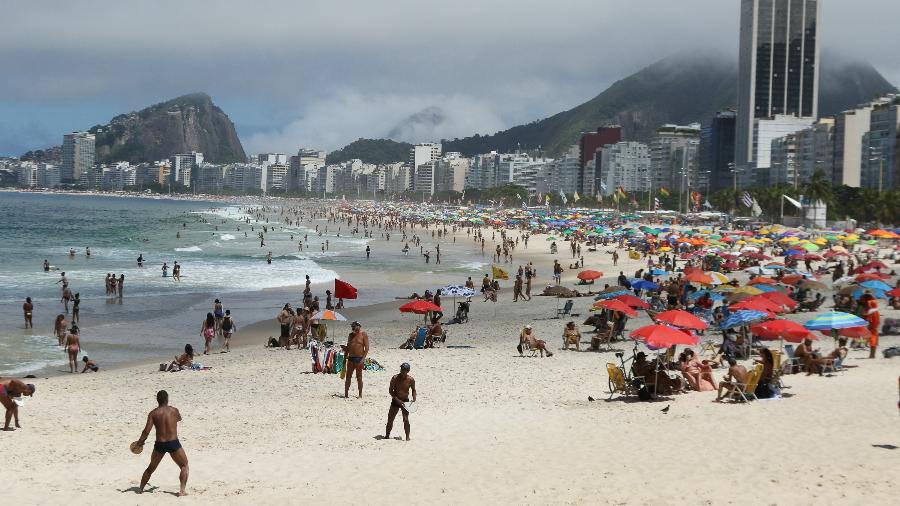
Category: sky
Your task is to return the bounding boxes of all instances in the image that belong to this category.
[1,0,898,157]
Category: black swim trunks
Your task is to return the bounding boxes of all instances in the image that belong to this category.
[349,356,364,364]
[154,439,182,454]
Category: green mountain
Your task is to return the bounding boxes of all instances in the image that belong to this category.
[87,93,246,164]
[436,51,897,156]
[325,138,412,165]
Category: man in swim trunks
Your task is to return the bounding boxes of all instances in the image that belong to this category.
[133,390,189,496]
[1,379,36,430]
[344,321,369,398]
[23,297,33,329]
[385,363,416,441]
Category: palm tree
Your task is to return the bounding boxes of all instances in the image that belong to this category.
[710,188,738,215]
[801,170,833,207]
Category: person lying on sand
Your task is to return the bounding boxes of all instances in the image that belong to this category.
[167,344,194,372]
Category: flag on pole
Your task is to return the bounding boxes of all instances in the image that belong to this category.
[703,199,712,209]
[334,279,358,299]
[573,191,580,203]
[491,265,509,280]
[545,194,550,205]
[659,187,670,197]
[559,190,567,205]
[741,191,754,208]
[783,194,803,210]
[654,197,661,210]
[616,186,627,198]
[751,198,762,217]
[600,182,608,192]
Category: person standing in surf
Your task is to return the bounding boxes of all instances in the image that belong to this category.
[162,262,169,278]
[22,297,33,329]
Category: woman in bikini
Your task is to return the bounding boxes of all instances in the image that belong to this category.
[54,314,68,346]
[201,313,216,355]
[63,325,81,373]
[679,348,715,391]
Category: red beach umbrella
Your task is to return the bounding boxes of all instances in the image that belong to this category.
[630,324,700,348]
[593,299,637,317]
[577,269,604,281]
[751,320,815,343]
[613,294,650,309]
[684,271,713,285]
[730,298,783,314]
[759,291,798,309]
[399,300,442,314]
[820,326,872,339]
[654,310,709,330]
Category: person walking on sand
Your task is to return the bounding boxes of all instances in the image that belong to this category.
[63,325,81,373]
[1,379,36,431]
[385,363,417,441]
[221,310,236,352]
[132,390,189,496]
[23,297,33,329]
[344,321,369,398]
[201,313,215,355]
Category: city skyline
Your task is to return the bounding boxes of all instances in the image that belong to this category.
[1,0,899,157]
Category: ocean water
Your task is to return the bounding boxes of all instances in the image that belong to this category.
[0,192,487,375]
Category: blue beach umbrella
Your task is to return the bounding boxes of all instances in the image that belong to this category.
[687,290,724,302]
[720,310,770,329]
[650,269,668,276]
[631,280,660,291]
[803,311,867,331]
[859,280,891,291]
[594,290,630,300]
[852,288,886,300]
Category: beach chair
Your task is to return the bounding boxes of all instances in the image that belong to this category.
[727,363,763,403]
[591,326,613,351]
[782,344,803,373]
[700,339,718,358]
[413,328,427,349]
[556,299,575,318]
[770,350,786,389]
[607,362,641,399]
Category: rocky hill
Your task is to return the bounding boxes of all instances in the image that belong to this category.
[325,138,412,165]
[85,93,246,163]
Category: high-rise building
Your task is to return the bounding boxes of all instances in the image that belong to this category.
[61,132,95,184]
[599,142,651,196]
[833,104,874,187]
[751,114,815,186]
[578,126,622,196]
[170,152,203,188]
[700,110,737,194]
[257,153,287,165]
[466,152,499,190]
[770,118,833,187]
[650,124,701,195]
[409,143,441,192]
[861,98,900,190]
[434,153,470,194]
[736,0,821,174]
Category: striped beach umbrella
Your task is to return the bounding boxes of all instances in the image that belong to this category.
[720,310,771,329]
[802,311,867,331]
[312,310,347,321]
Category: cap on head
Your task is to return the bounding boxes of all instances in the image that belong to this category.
[351,321,361,328]
[524,324,532,329]
[400,362,411,371]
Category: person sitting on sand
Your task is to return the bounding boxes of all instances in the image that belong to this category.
[167,344,194,372]
[713,356,748,402]
[426,321,442,348]
[826,337,849,370]
[562,321,581,351]
[678,348,715,391]
[1,379,36,430]
[81,356,99,373]
[518,325,552,357]
[632,352,683,395]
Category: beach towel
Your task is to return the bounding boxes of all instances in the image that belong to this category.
[310,343,322,373]
[364,358,385,371]
[335,352,345,376]
[413,328,427,349]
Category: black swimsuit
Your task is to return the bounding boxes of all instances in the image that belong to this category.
[154,439,182,454]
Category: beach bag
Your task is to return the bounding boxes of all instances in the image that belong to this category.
[882,346,900,359]
[881,318,900,335]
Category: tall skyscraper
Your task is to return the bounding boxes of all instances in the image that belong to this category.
[700,110,737,194]
[736,0,821,177]
[578,126,622,196]
[61,132,95,184]
[409,143,441,192]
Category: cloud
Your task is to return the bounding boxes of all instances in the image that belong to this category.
[243,91,507,154]
[1,0,898,156]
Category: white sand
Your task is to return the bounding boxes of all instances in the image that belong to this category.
[3,231,899,505]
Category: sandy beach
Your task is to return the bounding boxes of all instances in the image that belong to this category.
[3,213,899,505]
[3,298,898,504]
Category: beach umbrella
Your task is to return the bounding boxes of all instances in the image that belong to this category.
[687,290,724,302]
[887,288,900,297]
[312,309,347,321]
[731,285,764,296]
[730,298,783,314]
[720,310,771,329]
[745,266,776,275]
[630,324,700,348]
[799,279,828,291]
[748,276,776,285]
[595,290,631,300]
[592,299,637,317]
[855,272,890,281]
[631,279,660,291]
[819,326,871,339]
[759,291,798,309]
[577,269,604,281]
[399,300,442,314]
[653,310,709,330]
[802,311,867,331]
[859,280,892,291]
[751,319,815,343]
[852,288,886,299]
[613,294,650,309]
[440,285,476,298]
[684,271,713,285]
[708,272,730,285]
[650,268,668,276]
